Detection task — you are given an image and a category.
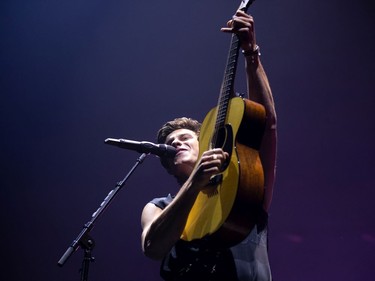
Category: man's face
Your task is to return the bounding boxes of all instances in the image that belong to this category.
[164,129,199,178]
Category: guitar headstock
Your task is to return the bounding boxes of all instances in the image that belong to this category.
[239,0,255,12]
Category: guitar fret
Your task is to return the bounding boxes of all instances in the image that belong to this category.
[214,30,241,132]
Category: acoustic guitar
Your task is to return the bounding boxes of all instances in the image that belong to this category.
[181,0,266,247]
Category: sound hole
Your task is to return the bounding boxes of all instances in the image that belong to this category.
[212,124,233,171]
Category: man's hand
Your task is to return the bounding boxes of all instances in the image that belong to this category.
[221,10,257,52]
[188,148,229,191]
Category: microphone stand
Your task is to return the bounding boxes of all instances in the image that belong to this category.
[58,152,148,281]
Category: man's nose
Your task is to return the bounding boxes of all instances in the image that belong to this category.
[171,139,182,147]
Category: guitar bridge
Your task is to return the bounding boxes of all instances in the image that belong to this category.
[209,174,223,185]
[207,189,219,198]
[201,174,222,197]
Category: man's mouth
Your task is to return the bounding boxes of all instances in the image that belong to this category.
[176,148,188,156]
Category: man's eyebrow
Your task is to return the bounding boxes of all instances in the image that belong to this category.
[179,133,190,138]
[166,132,192,144]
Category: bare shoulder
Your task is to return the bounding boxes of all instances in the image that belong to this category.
[141,202,162,228]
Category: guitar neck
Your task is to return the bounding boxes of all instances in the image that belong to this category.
[212,0,255,144]
[216,34,241,130]
[216,0,255,128]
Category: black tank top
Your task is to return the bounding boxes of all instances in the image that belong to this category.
[149,195,271,281]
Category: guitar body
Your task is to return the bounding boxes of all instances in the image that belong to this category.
[181,97,266,247]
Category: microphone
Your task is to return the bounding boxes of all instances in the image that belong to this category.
[104,138,177,158]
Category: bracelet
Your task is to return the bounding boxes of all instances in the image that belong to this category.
[242,45,261,63]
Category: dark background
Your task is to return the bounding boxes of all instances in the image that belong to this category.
[1,0,374,280]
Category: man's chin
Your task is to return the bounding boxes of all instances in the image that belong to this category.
[172,161,194,175]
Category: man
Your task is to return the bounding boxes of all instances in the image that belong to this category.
[141,10,277,281]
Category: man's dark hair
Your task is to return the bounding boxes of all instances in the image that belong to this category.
[157,117,201,144]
